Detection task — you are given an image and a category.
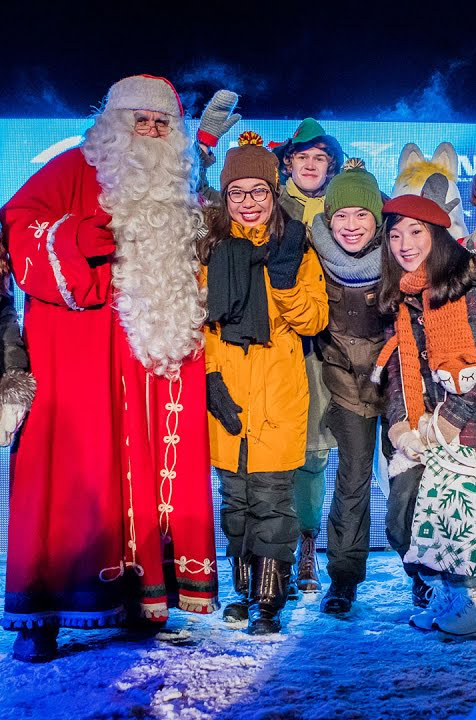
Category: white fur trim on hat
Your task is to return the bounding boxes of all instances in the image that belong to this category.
[105,75,183,117]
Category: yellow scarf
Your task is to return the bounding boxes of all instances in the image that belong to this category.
[285,178,325,226]
[230,221,269,246]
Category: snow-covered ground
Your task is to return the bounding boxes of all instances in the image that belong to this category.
[1,552,476,720]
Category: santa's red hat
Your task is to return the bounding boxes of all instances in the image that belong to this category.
[105,74,184,117]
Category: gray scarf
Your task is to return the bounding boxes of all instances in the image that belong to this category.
[311,214,381,287]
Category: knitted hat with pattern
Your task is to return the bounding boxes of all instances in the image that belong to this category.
[325,159,383,225]
[105,74,184,117]
[220,131,279,192]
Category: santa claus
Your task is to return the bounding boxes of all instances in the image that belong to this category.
[1,75,219,662]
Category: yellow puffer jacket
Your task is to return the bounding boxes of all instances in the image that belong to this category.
[203,221,329,473]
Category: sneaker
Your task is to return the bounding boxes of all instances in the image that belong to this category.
[320,582,357,615]
[409,577,452,631]
[433,586,476,637]
[412,575,432,608]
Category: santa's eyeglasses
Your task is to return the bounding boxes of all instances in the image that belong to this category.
[227,188,270,203]
[133,114,170,135]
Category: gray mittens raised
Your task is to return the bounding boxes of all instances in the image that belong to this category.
[197,90,241,148]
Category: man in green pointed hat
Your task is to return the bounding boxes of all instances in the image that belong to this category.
[272,118,344,223]
[270,119,344,599]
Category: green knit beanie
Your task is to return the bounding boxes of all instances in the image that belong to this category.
[324,159,383,225]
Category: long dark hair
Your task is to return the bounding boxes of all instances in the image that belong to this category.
[198,186,286,265]
[378,213,475,315]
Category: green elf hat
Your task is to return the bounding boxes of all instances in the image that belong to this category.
[268,118,326,155]
[324,158,383,226]
[292,118,327,145]
[269,118,344,184]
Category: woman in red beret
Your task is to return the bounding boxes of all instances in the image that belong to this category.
[376,194,476,637]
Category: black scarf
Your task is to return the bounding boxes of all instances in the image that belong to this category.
[207,236,270,353]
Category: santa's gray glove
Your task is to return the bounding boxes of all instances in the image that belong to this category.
[206,371,242,435]
[197,90,241,148]
[267,220,306,289]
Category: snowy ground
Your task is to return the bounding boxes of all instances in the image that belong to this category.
[1,552,476,720]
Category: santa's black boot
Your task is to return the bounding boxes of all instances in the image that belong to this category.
[247,556,291,635]
[13,626,59,663]
[223,557,251,623]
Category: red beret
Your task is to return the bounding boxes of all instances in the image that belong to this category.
[382,194,451,228]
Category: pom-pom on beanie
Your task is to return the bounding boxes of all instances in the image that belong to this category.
[220,131,280,192]
[325,158,383,225]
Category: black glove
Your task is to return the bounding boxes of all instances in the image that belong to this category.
[206,371,242,435]
[267,220,306,289]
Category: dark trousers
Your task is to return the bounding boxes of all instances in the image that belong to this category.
[386,464,424,578]
[216,440,299,564]
[326,401,387,585]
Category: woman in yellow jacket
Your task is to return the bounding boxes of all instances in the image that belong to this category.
[198,132,328,634]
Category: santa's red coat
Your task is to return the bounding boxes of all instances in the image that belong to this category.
[1,148,218,629]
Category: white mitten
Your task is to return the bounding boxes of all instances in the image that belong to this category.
[417,413,433,443]
[395,429,426,462]
[0,403,27,446]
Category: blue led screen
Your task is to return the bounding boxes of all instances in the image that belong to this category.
[0,118,475,554]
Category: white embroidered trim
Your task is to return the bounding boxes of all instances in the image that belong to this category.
[158,375,183,536]
[140,602,168,619]
[174,556,216,575]
[45,213,84,311]
[20,257,33,285]
[99,375,144,582]
[28,220,49,238]
[178,595,219,614]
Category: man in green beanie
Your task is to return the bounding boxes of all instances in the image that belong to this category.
[310,159,390,614]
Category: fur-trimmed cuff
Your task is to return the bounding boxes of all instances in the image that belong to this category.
[388,449,420,478]
[0,369,36,410]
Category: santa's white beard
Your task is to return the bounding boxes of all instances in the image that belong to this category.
[82,112,206,379]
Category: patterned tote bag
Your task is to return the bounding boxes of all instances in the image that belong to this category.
[404,404,476,577]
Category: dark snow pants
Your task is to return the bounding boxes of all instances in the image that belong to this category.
[325,401,391,585]
[386,464,424,578]
[216,439,299,564]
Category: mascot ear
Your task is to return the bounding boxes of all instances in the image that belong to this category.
[398,143,424,174]
[432,142,458,179]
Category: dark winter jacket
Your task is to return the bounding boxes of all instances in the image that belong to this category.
[0,286,35,408]
[386,288,476,448]
[318,273,386,417]
[0,290,28,376]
